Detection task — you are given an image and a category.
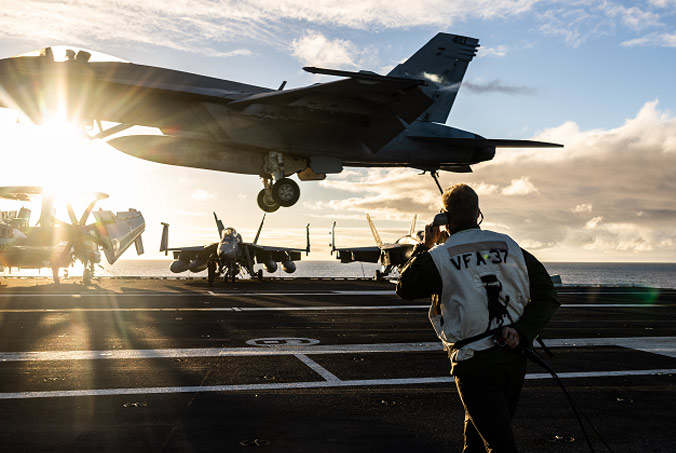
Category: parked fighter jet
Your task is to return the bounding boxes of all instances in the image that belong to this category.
[160,213,309,284]
[0,33,561,212]
[0,186,145,284]
[331,214,421,280]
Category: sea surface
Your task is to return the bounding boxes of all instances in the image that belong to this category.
[5,260,673,289]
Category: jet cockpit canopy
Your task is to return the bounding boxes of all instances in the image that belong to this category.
[15,46,127,63]
[221,228,242,243]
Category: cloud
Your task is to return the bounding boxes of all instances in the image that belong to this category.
[648,0,676,6]
[291,32,359,68]
[478,45,509,58]
[315,99,676,260]
[600,3,661,31]
[0,1,544,56]
[585,216,603,229]
[502,177,539,195]
[571,204,593,213]
[622,32,676,48]
[191,189,215,201]
[537,1,665,47]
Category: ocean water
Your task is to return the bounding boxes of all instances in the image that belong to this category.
[3,259,675,288]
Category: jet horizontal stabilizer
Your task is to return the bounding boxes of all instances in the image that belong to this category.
[303,66,427,86]
[410,136,562,148]
[438,164,472,173]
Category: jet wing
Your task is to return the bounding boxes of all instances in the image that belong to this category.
[228,76,434,152]
[378,243,416,267]
[91,209,145,264]
[166,244,217,261]
[333,246,382,264]
[409,136,563,148]
[0,54,271,132]
[246,244,305,263]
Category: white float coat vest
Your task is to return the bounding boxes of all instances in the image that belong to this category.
[428,228,530,362]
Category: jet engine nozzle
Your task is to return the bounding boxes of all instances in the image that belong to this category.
[264,260,277,273]
[281,260,296,273]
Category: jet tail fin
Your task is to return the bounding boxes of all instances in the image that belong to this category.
[330,222,337,254]
[387,32,479,123]
[135,236,145,256]
[160,222,169,255]
[214,212,224,238]
[366,214,383,247]
[305,224,311,255]
[408,214,417,237]
[253,214,266,244]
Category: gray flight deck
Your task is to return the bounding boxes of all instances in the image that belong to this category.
[0,278,674,452]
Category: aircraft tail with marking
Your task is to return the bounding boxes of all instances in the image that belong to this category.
[387,32,479,123]
[366,214,383,247]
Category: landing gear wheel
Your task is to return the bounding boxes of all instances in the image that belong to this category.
[272,178,300,207]
[52,267,60,285]
[207,261,216,287]
[224,268,236,283]
[373,270,382,282]
[83,268,92,285]
[256,269,263,281]
[257,190,280,213]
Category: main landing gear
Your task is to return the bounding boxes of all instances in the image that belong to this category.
[257,177,300,212]
[256,152,301,212]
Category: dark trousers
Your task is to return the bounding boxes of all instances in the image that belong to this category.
[454,356,527,453]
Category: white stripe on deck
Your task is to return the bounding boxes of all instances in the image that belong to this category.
[0,290,397,298]
[0,369,674,400]
[0,289,668,298]
[0,303,673,314]
[294,354,341,383]
[0,305,425,313]
[2,336,674,363]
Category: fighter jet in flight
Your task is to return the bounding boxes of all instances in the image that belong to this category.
[0,186,145,284]
[331,214,421,281]
[0,33,561,212]
[160,212,310,284]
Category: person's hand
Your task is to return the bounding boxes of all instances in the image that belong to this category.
[423,224,441,248]
[500,327,520,349]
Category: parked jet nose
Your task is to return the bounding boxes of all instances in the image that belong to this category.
[218,241,239,261]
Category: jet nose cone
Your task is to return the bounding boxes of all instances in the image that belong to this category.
[218,244,238,261]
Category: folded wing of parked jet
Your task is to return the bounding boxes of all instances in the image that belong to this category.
[331,215,420,280]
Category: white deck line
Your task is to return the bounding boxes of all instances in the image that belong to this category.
[0,290,397,298]
[0,289,668,298]
[0,369,674,400]
[294,354,341,383]
[1,336,674,363]
[0,303,672,314]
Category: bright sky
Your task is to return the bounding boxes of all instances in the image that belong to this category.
[0,0,674,263]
